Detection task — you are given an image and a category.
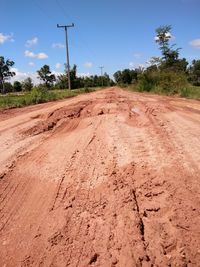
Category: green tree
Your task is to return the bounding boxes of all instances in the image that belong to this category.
[37,65,56,88]
[0,56,15,93]
[155,25,177,61]
[13,81,22,92]
[22,77,33,91]
[70,65,82,89]
[121,69,132,84]
[56,65,82,89]
[155,25,188,72]
[102,72,114,86]
[55,64,114,89]
[3,82,13,93]
[113,69,138,85]
[188,60,200,85]
[55,74,67,89]
[113,71,122,84]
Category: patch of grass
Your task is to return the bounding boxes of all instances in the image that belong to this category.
[180,86,200,99]
[126,84,200,100]
[0,87,97,109]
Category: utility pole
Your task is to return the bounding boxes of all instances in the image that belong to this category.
[99,66,104,87]
[57,23,74,90]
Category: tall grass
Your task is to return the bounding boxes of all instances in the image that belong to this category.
[126,71,200,99]
[0,87,96,108]
[127,83,200,99]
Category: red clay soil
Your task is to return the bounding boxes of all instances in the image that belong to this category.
[0,87,200,267]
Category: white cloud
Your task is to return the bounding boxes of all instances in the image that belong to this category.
[55,63,62,69]
[10,68,40,84]
[24,50,48,59]
[52,43,65,48]
[129,62,134,68]
[28,62,35,66]
[84,62,93,68]
[25,37,38,47]
[37,52,48,59]
[77,72,90,77]
[10,68,64,85]
[0,33,14,44]
[25,50,35,58]
[189,39,200,49]
[52,70,62,76]
[133,53,142,59]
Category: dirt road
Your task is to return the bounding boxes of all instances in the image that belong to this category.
[0,87,200,267]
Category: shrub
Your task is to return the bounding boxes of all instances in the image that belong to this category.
[13,81,22,92]
[84,87,95,93]
[180,87,190,97]
[137,70,189,95]
[156,71,188,94]
[137,71,158,92]
[26,87,57,104]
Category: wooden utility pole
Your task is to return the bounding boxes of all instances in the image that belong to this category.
[57,23,74,90]
[99,66,104,87]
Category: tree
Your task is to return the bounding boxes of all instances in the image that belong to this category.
[3,82,13,93]
[22,77,33,91]
[56,65,83,89]
[113,71,122,84]
[0,56,15,93]
[155,25,188,72]
[113,69,138,85]
[55,64,114,89]
[70,65,82,89]
[13,81,22,92]
[37,65,55,88]
[188,60,200,85]
[155,26,179,69]
[55,74,67,89]
[155,25,174,59]
[102,72,114,86]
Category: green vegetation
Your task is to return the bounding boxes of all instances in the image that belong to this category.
[0,87,96,108]
[1,24,200,106]
[37,65,56,88]
[55,65,114,89]
[0,56,15,94]
[0,58,113,108]
[114,25,200,99]
[127,84,200,99]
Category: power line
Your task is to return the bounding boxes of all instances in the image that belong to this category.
[33,0,55,21]
[55,0,73,22]
[57,23,74,90]
[54,0,98,62]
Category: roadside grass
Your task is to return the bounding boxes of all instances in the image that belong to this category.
[0,87,97,109]
[126,84,200,100]
[179,86,200,99]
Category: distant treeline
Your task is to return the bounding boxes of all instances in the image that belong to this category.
[0,62,114,94]
[1,25,200,97]
[113,26,200,96]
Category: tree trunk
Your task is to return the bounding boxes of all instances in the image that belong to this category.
[0,79,5,94]
[2,81,5,94]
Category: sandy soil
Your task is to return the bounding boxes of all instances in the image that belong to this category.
[0,87,200,267]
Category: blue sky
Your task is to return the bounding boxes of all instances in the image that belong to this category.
[1,0,200,83]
